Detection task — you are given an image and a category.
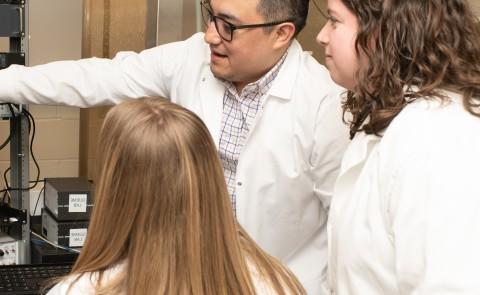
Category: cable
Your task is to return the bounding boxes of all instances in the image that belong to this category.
[0,109,41,194]
[7,103,15,117]
[2,168,11,204]
[2,169,12,204]
[30,230,81,254]
[32,183,45,216]
[0,134,10,150]
[0,104,18,151]
[23,108,41,189]
[3,167,9,188]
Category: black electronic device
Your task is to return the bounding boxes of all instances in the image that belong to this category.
[0,1,22,4]
[0,203,27,226]
[0,52,25,69]
[44,178,94,221]
[30,241,78,265]
[0,103,22,118]
[42,209,88,249]
[0,4,22,37]
[0,262,72,294]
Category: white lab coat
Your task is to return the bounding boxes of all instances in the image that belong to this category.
[0,33,349,294]
[46,261,287,295]
[326,92,480,294]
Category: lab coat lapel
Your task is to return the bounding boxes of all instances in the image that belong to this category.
[242,42,299,146]
[336,133,380,189]
[199,69,224,148]
[268,40,300,100]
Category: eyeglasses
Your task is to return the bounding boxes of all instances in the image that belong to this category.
[200,1,295,42]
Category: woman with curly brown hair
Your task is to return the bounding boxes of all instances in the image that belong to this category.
[317,0,480,294]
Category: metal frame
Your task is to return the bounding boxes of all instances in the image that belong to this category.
[148,0,201,47]
[8,0,30,264]
[145,0,158,49]
[9,114,30,264]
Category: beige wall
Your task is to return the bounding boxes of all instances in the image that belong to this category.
[470,0,480,17]
[0,38,7,50]
[298,0,327,63]
[0,0,83,182]
[80,0,148,182]
[156,0,197,44]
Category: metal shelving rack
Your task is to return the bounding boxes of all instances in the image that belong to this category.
[9,112,30,264]
[1,0,30,264]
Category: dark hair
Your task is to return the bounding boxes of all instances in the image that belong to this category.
[257,0,310,37]
[342,0,480,138]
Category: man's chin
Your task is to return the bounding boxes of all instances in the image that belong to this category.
[210,66,230,81]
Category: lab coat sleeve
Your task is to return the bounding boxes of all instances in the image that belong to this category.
[0,34,200,107]
[310,87,350,210]
[386,108,480,294]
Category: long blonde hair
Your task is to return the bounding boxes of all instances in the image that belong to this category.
[67,97,305,294]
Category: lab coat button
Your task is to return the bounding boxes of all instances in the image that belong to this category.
[201,77,206,82]
[237,181,242,186]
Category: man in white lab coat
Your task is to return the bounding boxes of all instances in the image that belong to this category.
[0,0,349,293]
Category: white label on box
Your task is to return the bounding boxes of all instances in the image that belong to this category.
[69,228,87,247]
[69,194,87,212]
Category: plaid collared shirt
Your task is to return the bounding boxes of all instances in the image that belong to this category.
[219,53,287,213]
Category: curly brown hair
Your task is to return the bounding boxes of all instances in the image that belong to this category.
[342,0,480,138]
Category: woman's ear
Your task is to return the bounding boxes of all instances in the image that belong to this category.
[273,22,296,49]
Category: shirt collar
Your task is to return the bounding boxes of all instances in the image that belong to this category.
[222,51,288,98]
